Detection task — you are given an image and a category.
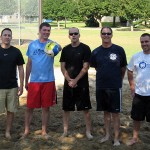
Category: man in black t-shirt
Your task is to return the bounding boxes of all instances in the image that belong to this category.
[60,27,93,140]
[90,27,127,146]
[0,28,24,139]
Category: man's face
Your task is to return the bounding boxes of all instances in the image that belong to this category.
[39,26,51,41]
[101,28,112,44]
[69,28,80,43]
[1,30,12,45]
[140,36,150,53]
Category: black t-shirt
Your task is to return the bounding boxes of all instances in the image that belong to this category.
[60,43,91,87]
[0,45,25,89]
[90,44,127,89]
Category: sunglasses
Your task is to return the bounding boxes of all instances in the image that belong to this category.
[101,32,112,35]
[69,32,79,36]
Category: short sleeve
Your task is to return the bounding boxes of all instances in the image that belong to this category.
[127,56,134,71]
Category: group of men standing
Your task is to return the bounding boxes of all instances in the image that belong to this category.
[0,22,150,146]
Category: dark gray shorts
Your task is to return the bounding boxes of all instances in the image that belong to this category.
[131,93,150,122]
[96,88,122,113]
[62,85,92,111]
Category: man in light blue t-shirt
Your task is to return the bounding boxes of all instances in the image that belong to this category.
[21,22,61,139]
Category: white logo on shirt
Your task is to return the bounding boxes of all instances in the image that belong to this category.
[109,53,117,60]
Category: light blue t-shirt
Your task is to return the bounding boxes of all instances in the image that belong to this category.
[26,39,55,82]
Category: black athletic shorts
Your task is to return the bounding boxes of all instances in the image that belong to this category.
[96,88,122,113]
[131,93,150,122]
[62,85,92,111]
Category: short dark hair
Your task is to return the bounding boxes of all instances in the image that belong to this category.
[141,33,150,38]
[1,28,12,36]
[69,27,79,33]
[100,26,113,34]
[39,22,51,30]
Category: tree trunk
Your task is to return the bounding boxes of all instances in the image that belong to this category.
[144,21,147,26]
[65,17,67,28]
[113,16,116,27]
[129,20,134,31]
[57,20,60,29]
[96,18,102,28]
[130,25,134,31]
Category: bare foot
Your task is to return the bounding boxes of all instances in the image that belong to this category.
[100,136,109,143]
[86,132,93,140]
[5,132,11,139]
[113,140,121,146]
[20,133,29,140]
[61,132,68,138]
[126,138,138,146]
[41,134,51,140]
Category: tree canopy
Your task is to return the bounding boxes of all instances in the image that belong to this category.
[42,0,150,29]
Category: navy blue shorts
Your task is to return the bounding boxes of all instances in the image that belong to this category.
[62,85,92,111]
[131,93,150,122]
[96,88,122,113]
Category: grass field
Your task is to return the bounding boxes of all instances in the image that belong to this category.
[0,22,148,66]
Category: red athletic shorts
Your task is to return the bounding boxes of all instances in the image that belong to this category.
[27,82,56,108]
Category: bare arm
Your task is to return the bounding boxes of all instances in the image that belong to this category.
[121,66,126,80]
[127,69,135,97]
[17,65,24,96]
[60,62,71,82]
[25,58,32,90]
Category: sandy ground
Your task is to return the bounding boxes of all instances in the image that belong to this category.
[0,68,150,150]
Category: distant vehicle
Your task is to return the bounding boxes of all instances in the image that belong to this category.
[43,19,52,23]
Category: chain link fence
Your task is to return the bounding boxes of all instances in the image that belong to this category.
[0,0,39,45]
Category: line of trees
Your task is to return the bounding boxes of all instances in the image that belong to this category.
[42,0,150,30]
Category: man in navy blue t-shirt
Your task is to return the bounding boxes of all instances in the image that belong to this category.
[90,27,127,146]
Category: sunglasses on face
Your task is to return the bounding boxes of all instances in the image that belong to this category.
[101,32,112,35]
[69,32,79,36]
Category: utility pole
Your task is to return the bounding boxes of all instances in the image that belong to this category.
[39,0,42,26]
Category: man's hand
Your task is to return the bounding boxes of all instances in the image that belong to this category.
[68,79,78,88]
[18,86,23,96]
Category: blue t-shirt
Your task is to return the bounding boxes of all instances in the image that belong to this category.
[26,39,55,82]
[90,44,127,89]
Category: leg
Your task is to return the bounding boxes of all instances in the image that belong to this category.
[112,113,120,146]
[62,111,70,137]
[21,108,34,138]
[41,107,50,136]
[127,120,140,146]
[100,111,111,143]
[5,111,14,139]
[83,110,93,140]
[133,120,140,140]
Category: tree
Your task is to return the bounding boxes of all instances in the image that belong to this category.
[139,0,150,27]
[0,0,17,15]
[43,0,72,29]
[78,0,111,28]
[21,0,38,23]
[117,0,150,31]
